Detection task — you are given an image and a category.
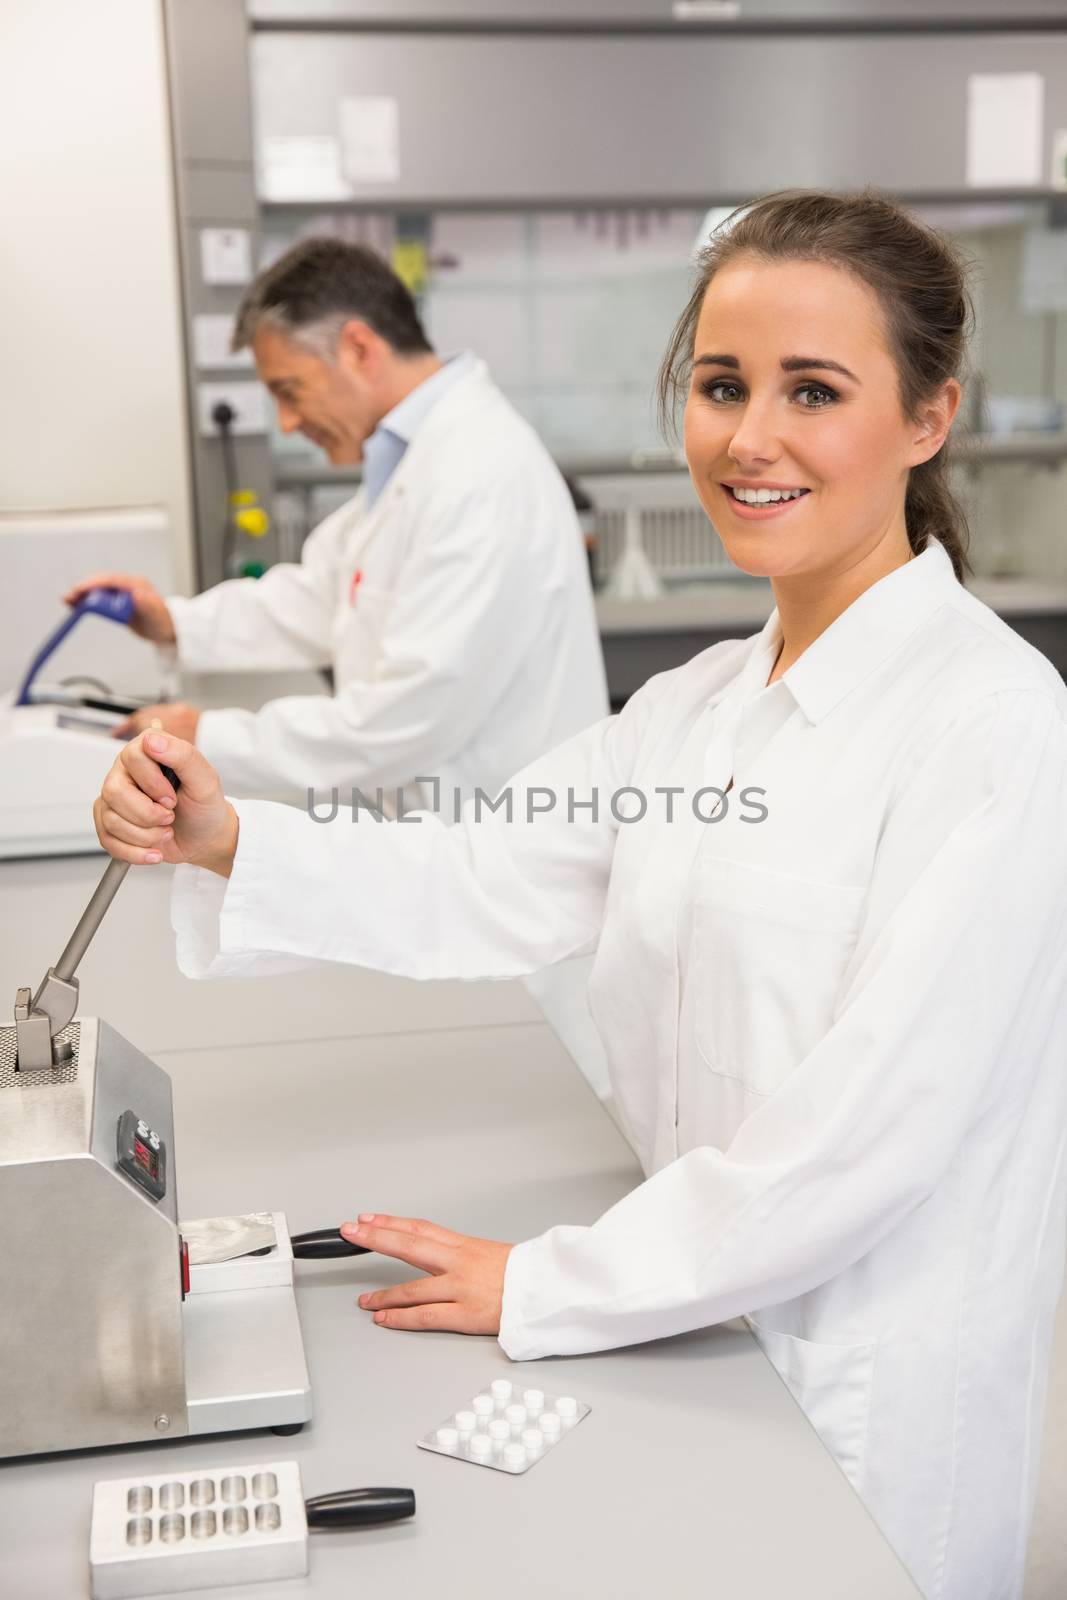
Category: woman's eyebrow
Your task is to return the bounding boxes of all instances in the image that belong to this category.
[694,352,860,383]
[783,353,857,380]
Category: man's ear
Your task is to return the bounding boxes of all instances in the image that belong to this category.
[909,377,962,468]
[336,319,379,378]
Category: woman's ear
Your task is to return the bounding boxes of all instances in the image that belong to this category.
[909,377,962,468]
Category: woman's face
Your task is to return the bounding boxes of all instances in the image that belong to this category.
[683,255,959,582]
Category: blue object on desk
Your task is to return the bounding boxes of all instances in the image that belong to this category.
[15,588,136,707]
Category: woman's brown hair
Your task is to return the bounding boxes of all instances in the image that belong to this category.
[658,188,975,582]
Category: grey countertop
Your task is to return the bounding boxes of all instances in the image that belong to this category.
[0,852,920,1599]
[596,574,1067,636]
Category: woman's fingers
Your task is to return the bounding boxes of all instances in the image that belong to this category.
[368,1302,486,1334]
[339,1217,454,1275]
[347,1213,464,1248]
[359,1276,453,1312]
[97,806,173,852]
[93,797,166,865]
[115,735,182,807]
[100,763,174,828]
[138,731,220,805]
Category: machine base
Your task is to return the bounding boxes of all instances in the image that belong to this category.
[183,1213,312,1437]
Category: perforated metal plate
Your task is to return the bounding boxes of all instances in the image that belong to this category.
[0,1023,80,1089]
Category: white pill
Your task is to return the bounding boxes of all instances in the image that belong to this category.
[473,1394,495,1418]
[436,1427,459,1451]
[488,1418,510,1442]
[505,1404,527,1429]
[490,1379,513,1403]
[503,1443,526,1471]
[470,1433,493,1457]
[521,1428,544,1452]
[539,1412,562,1438]
[555,1395,579,1418]
[522,1388,545,1413]
[454,1410,477,1433]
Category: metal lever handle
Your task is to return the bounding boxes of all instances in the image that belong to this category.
[53,857,129,983]
[52,763,181,984]
[14,764,180,1071]
[290,1227,370,1259]
[305,1488,415,1530]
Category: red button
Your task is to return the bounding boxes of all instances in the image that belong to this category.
[180,1237,190,1299]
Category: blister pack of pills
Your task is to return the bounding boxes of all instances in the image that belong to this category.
[89,1461,307,1599]
[417,1377,590,1474]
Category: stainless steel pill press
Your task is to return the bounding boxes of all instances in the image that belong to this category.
[0,854,313,1458]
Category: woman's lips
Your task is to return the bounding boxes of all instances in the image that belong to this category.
[721,487,811,521]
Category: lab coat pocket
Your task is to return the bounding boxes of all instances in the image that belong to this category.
[747,1318,877,1496]
[693,857,866,1096]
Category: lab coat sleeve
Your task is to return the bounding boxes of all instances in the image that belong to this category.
[190,480,575,796]
[167,503,352,674]
[171,666,673,982]
[498,688,1067,1360]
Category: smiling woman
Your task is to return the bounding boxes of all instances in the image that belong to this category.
[95,189,1067,1600]
[659,188,971,610]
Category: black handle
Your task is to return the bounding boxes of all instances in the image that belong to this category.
[160,764,181,795]
[291,1227,370,1259]
[305,1488,415,1530]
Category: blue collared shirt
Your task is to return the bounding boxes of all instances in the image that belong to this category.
[361,351,476,509]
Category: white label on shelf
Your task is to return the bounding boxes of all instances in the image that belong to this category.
[192,314,254,371]
[1051,129,1067,191]
[1021,228,1067,314]
[260,135,350,201]
[339,95,401,185]
[672,2,742,17]
[200,228,253,287]
[966,72,1044,188]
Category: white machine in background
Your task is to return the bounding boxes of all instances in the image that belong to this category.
[1,703,123,858]
[0,506,176,859]
[0,591,153,858]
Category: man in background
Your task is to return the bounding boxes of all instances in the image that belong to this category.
[68,237,607,815]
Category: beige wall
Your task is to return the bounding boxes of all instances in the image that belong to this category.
[0,0,194,592]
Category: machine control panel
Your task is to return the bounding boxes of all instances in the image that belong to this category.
[115,1110,167,1202]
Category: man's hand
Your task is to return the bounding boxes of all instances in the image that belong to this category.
[94,730,239,877]
[343,1214,513,1336]
[63,572,176,645]
[114,702,201,743]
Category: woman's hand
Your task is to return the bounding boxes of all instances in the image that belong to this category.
[94,730,239,877]
[343,1214,513,1336]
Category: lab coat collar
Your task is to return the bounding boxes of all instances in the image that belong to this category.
[354,356,492,528]
[778,538,959,725]
[376,351,479,447]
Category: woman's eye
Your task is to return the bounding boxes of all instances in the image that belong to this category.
[794,383,838,408]
[698,379,744,403]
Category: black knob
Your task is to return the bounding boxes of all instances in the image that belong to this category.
[290,1227,370,1260]
[305,1487,416,1530]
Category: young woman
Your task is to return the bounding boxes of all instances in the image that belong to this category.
[97,190,1067,1600]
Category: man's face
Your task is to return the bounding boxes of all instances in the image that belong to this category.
[252,324,379,465]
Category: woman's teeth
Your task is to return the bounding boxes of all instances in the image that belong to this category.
[728,486,809,504]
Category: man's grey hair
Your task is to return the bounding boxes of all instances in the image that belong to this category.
[233,237,433,360]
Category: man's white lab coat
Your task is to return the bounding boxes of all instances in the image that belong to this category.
[171,539,1067,1600]
[168,358,608,809]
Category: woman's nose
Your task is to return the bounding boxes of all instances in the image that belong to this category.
[727,401,781,468]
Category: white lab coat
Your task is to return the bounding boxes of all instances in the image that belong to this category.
[171,538,1067,1600]
[167,358,607,810]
